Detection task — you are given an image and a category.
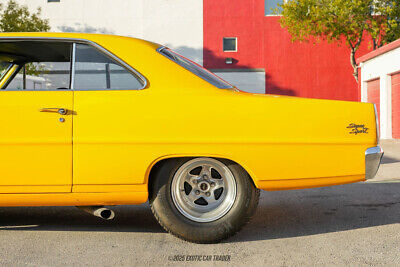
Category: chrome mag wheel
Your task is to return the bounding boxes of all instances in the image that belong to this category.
[171,158,237,222]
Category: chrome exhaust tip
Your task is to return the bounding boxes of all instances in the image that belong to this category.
[77,206,115,220]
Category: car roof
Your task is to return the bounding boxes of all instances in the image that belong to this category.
[0,32,161,49]
[0,32,218,92]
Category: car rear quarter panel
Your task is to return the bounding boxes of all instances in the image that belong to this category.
[73,86,377,192]
[150,90,377,190]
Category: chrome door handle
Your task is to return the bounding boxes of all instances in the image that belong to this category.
[40,108,68,115]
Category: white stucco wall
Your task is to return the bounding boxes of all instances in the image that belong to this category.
[360,46,400,139]
[214,71,266,94]
[14,0,204,64]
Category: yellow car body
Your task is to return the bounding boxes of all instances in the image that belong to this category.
[0,32,382,207]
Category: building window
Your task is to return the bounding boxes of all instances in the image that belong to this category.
[47,0,60,2]
[223,37,237,52]
[265,0,284,15]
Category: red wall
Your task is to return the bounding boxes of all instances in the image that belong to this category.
[203,0,372,101]
[203,0,265,69]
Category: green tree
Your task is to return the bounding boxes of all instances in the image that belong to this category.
[372,0,400,48]
[0,0,50,32]
[277,0,400,82]
[0,0,50,75]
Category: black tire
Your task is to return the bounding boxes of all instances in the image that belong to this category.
[149,157,260,243]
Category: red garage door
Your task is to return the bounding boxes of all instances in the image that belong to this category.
[392,73,400,139]
[367,79,380,127]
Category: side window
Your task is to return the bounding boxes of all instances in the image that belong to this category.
[2,41,72,90]
[73,43,144,90]
[6,62,70,90]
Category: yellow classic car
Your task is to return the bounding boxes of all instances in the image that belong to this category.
[0,33,383,243]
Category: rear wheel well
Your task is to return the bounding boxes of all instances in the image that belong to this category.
[147,157,255,200]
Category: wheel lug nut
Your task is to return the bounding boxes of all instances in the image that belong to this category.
[195,190,200,195]
[210,182,215,187]
[193,180,197,184]
[203,175,208,179]
[206,192,211,197]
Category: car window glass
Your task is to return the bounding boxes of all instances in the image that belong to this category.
[6,62,70,90]
[158,48,233,89]
[73,43,144,90]
[0,61,11,79]
[0,41,72,90]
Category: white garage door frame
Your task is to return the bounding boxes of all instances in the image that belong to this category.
[359,48,400,139]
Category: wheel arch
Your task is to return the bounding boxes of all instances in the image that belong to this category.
[145,155,258,199]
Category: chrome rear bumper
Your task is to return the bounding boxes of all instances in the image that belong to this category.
[365,146,383,180]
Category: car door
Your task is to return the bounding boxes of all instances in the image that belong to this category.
[0,40,73,193]
[71,42,147,192]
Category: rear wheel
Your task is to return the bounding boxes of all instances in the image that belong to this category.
[149,157,260,243]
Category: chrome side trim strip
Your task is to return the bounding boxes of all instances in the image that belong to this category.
[0,37,148,91]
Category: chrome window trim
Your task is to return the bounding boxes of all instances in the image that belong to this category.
[156,46,234,89]
[0,37,148,91]
[70,43,76,90]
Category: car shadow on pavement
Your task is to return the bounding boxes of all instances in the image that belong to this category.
[229,182,400,243]
[381,155,400,164]
[0,204,163,233]
[0,182,399,242]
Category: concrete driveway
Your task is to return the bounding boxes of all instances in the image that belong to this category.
[0,140,399,266]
